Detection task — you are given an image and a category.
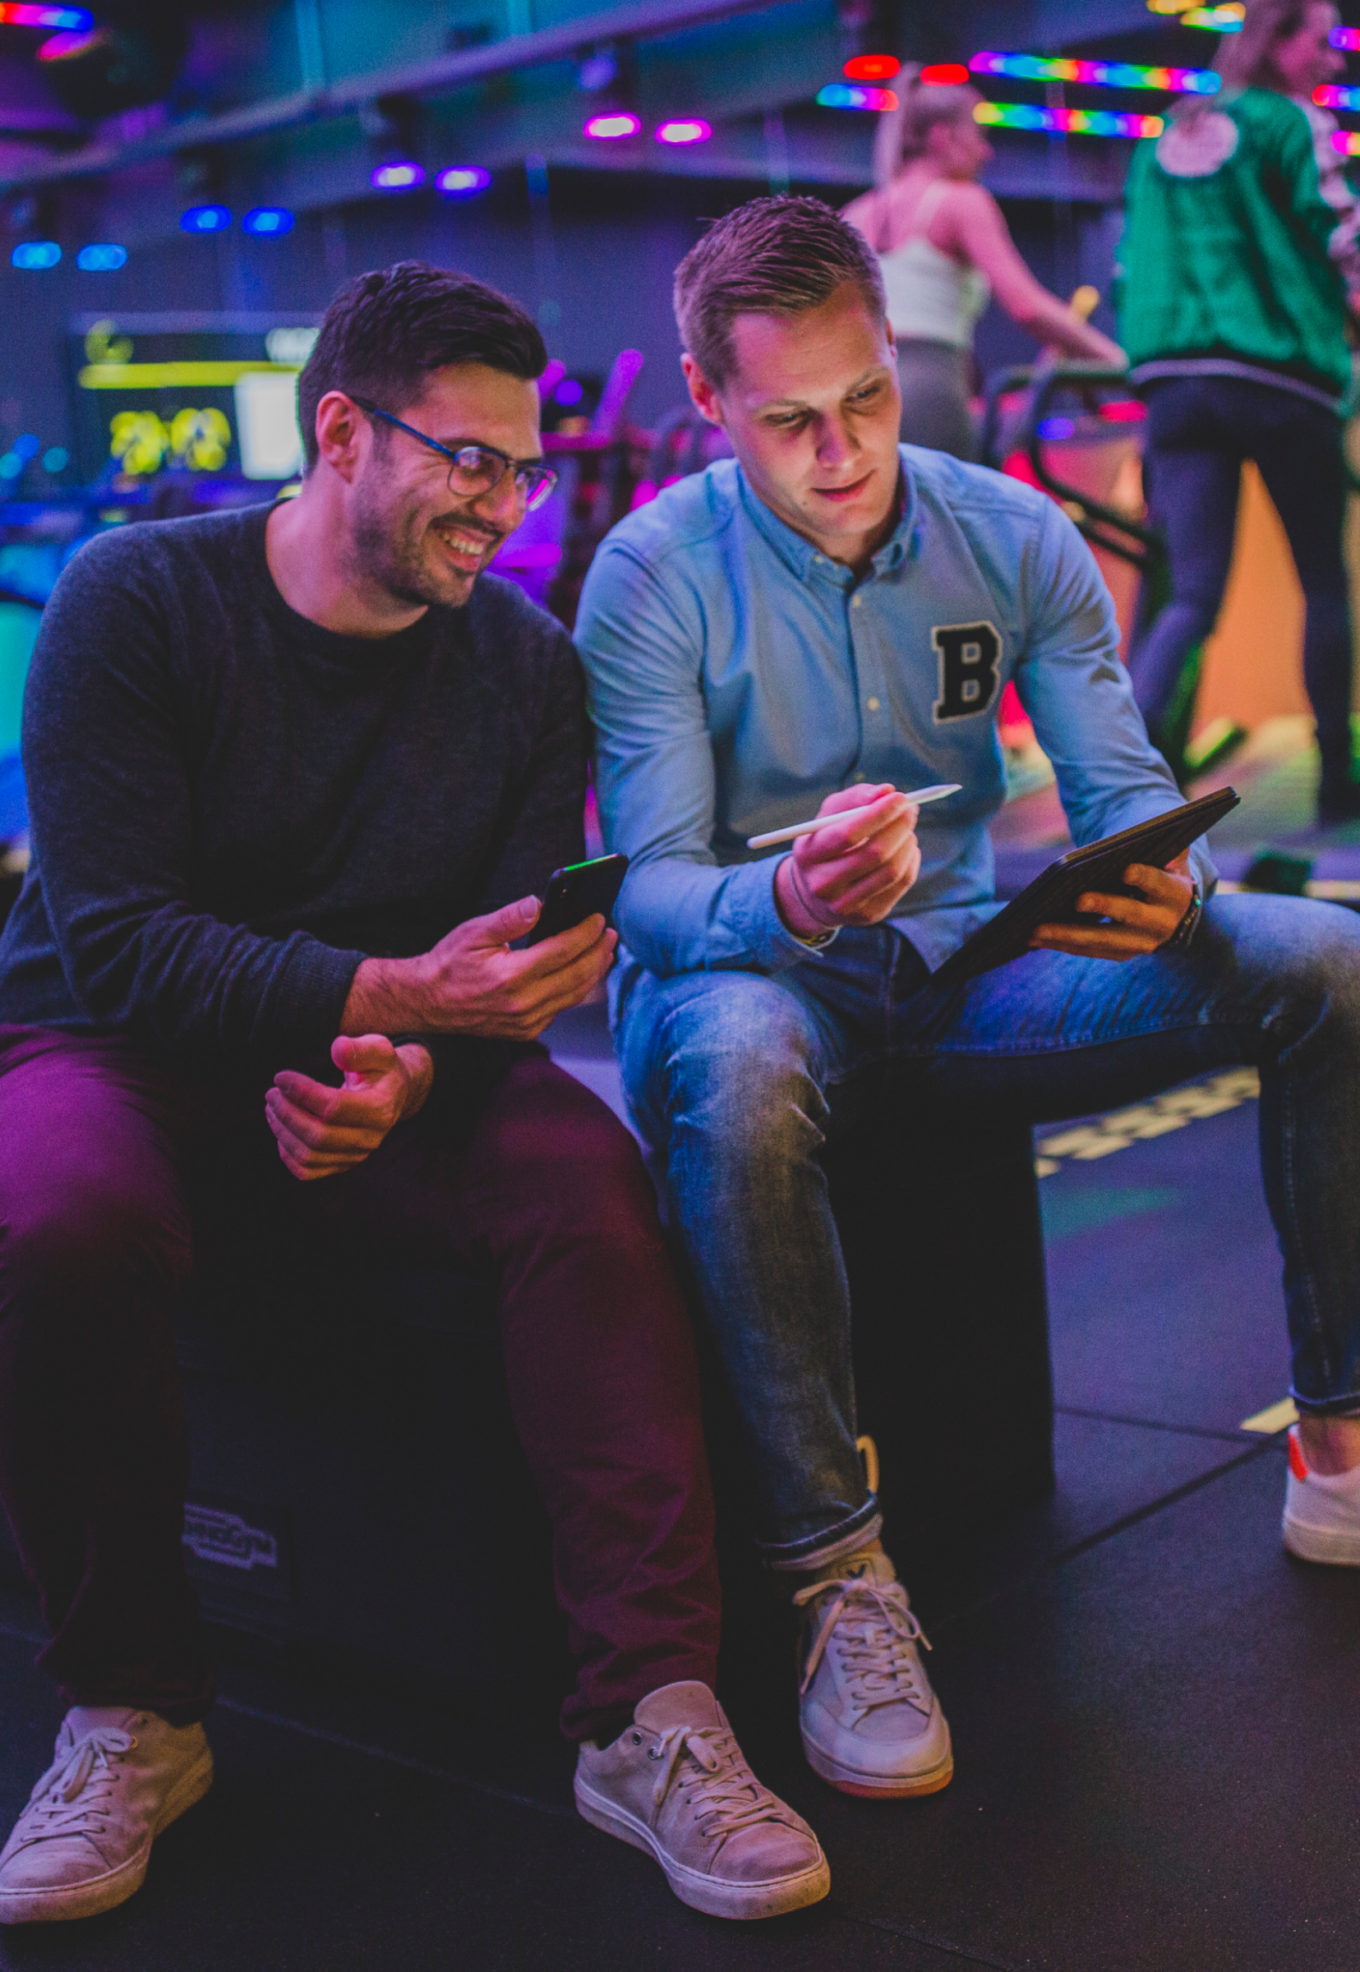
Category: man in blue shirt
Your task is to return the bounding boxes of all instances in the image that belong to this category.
[576,196,1360,1804]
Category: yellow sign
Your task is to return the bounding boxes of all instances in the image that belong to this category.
[110,406,232,475]
[80,360,301,390]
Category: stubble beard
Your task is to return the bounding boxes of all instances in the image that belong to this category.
[348,475,494,611]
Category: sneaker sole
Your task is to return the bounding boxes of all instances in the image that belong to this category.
[802,1738,954,1800]
[0,1749,213,1926]
[573,1776,830,1920]
[1283,1513,1360,1566]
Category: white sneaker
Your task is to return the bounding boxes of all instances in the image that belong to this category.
[0,1706,213,1924]
[1282,1426,1360,1565]
[574,1680,830,1920]
[794,1549,953,1799]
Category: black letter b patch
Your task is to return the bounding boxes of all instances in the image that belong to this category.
[932,621,1002,722]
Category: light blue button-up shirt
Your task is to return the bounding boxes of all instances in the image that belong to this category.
[575,446,1213,977]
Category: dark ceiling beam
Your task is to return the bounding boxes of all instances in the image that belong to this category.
[0,0,809,193]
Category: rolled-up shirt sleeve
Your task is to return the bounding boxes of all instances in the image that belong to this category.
[577,539,819,975]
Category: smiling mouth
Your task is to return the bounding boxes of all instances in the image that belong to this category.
[433,519,500,565]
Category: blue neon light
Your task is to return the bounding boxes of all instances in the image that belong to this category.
[11,241,60,269]
[76,243,127,270]
[242,207,294,236]
[180,205,232,234]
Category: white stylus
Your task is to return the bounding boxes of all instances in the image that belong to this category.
[746,784,962,850]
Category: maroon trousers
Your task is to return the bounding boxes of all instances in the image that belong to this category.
[0,1027,720,1740]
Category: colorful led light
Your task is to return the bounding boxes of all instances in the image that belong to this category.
[656,117,711,144]
[180,205,231,233]
[584,111,640,138]
[76,243,126,270]
[1316,84,1360,109]
[553,378,584,407]
[973,102,1163,138]
[370,162,424,190]
[42,447,67,472]
[844,54,900,81]
[14,434,39,459]
[11,240,60,268]
[242,207,294,235]
[435,165,491,196]
[970,52,1218,93]
[0,4,91,26]
[1181,5,1243,26]
[919,63,969,85]
[1332,25,1360,51]
[1332,130,1360,156]
[817,84,898,111]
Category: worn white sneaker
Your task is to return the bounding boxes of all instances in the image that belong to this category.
[1282,1426,1360,1565]
[574,1680,830,1920]
[0,1706,213,1924]
[794,1549,953,1799]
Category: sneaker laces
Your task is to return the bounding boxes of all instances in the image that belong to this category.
[647,1723,793,1850]
[793,1575,933,1720]
[13,1728,136,1845]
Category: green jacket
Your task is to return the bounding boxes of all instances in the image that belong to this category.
[1117,88,1351,397]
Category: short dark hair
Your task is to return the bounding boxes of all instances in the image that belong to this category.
[297,260,547,469]
[673,195,886,389]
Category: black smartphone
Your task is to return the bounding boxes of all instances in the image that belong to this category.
[524,852,629,945]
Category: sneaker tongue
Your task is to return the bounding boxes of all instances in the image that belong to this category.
[633,1680,723,1733]
[837,1548,897,1588]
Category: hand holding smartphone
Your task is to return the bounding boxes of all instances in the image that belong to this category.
[524,852,629,945]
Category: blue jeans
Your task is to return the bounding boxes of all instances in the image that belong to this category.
[614,894,1360,1567]
[1129,376,1353,797]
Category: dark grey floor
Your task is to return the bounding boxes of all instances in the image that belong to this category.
[0,1083,1354,1972]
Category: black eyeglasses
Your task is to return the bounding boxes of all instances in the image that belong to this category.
[351,397,559,512]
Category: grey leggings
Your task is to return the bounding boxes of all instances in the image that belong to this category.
[896,339,977,461]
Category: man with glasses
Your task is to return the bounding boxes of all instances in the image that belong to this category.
[0,262,828,1927]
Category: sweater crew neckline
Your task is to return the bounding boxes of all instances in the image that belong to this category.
[247,503,447,667]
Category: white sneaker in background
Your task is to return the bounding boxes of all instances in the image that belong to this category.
[574,1680,830,1920]
[0,1706,213,1925]
[1282,1426,1360,1565]
[795,1549,953,1799]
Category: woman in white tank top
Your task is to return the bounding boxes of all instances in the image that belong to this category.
[844,70,1124,459]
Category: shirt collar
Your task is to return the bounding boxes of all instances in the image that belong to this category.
[735,451,918,584]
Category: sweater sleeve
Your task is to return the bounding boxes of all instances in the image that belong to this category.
[21,535,363,1061]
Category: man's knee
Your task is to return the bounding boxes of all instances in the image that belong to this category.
[0,1166,185,1298]
[644,974,827,1166]
[1215,895,1360,1037]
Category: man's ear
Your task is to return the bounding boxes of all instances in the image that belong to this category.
[312,391,367,485]
[681,352,725,430]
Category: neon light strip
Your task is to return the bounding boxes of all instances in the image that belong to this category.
[1316,85,1360,109]
[816,84,897,111]
[0,4,91,25]
[1332,25,1360,51]
[1332,130,1360,156]
[78,361,301,389]
[1182,5,1243,26]
[974,102,1163,138]
[970,52,1218,94]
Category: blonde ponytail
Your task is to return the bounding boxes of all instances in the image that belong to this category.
[874,62,980,188]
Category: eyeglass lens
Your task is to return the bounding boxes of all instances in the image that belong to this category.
[447,446,556,511]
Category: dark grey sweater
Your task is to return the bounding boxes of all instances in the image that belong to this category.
[0,505,587,1076]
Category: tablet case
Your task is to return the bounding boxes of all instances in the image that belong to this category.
[928,786,1240,993]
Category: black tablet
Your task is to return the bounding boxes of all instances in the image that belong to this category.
[928,786,1240,993]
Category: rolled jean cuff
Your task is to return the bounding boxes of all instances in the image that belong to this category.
[760,1499,883,1573]
[1290,1385,1360,1420]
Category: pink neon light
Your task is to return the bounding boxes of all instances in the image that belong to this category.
[585,111,641,139]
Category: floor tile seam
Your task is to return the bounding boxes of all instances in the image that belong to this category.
[213,1695,578,1821]
[1052,1403,1260,1445]
[833,1903,1031,1972]
[930,1439,1274,1638]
